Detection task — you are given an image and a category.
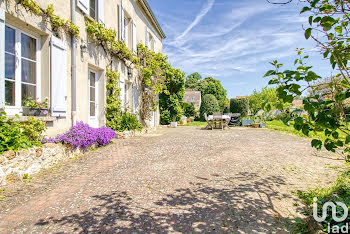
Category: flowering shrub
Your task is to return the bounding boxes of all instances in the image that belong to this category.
[23,97,49,109]
[43,122,115,149]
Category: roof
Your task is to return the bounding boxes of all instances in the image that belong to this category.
[138,0,166,39]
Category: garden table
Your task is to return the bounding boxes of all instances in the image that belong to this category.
[208,115,230,129]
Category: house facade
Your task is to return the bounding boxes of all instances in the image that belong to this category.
[184,91,201,111]
[0,0,165,136]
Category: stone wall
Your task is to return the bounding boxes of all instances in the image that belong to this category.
[0,143,71,186]
[0,127,157,186]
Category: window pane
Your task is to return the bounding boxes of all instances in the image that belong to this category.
[90,87,95,102]
[21,34,36,60]
[5,53,15,80]
[90,72,95,87]
[5,80,15,106]
[90,102,95,116]
[21,59,36,84]
[21,84,36,104]
[5,26,15,54]
[89,0,96,19]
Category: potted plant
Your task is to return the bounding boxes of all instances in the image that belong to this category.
[22,97,49,116]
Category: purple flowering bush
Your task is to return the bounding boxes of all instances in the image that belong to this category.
[43,122,115,149]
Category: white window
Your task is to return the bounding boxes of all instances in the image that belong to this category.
[77,0,104,24]
[89,70,97,117]
[89,0,97,19]
[4,25,40,114]
[149,33,154,52]
[124,17,129,47]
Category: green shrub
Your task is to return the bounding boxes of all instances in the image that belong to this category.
[160,109,171,125]
[0,113,46,153]
[183,102,196,117]
[230,98,249,117]
[200,94,220,120]
[117,113,144,132]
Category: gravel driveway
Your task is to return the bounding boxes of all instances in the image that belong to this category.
[0,127,344,233]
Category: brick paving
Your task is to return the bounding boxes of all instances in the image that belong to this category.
[0,127,344,233]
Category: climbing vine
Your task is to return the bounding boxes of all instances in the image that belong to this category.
[105,68,122,131]
[15,0,79,37]
[85,19,139,65]
[137,44,185,124]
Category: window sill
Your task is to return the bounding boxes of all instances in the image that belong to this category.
[5,116,57,122]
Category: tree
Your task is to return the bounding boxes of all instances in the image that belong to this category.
[264,0,350,161]
[183,102,196,117]
[248,87,289,115]
[185,72,202,90]
[230,98,249,117]
[200,94,220,120]
[159,68,185,124]
[199,77,227,111]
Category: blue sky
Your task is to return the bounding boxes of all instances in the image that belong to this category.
[147,0,333,98]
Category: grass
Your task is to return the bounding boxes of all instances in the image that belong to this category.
[184,121,207,127]
[265,120,347,142]
[293,164,350,232]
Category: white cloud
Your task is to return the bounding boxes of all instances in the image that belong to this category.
[176,0,215,41]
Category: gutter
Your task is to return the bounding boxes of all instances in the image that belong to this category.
[138,0,166,39]
[71,0,77,125]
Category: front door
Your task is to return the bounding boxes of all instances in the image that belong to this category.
[88,70,98,128]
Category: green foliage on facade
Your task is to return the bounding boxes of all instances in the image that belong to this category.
[85,20,139,65]
[16,0,79,37]
[200,94,220,120]
[230,98,249,117]
[0,113,46,153]
[105,68,122,131]
[137,44,185,125]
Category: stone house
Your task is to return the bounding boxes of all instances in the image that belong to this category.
[0,0,165,136]
[184,91,201,111]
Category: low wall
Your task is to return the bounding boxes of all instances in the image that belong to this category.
[0,127,157,186]
[0,143,72,186]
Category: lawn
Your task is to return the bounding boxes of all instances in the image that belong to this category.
[265,120,347,141]
[184,121,207,127]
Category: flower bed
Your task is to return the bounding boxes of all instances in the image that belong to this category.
[43,122,115,149]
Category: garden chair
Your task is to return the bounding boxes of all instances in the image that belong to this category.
[204,113,213,130]
[213,112,224,130]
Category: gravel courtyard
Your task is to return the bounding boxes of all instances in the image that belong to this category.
[0,127,344,233]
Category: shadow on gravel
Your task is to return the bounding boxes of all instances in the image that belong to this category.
[35,173,298,233]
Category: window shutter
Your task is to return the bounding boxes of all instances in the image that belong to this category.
[0,8,5,109]
[119,0,124,41]
[132,21,137,54]
[77,0,89,15]
[119,78,125,111]
[51,36,67,117]
[98,0,104,24]
[133,83,138,112]
[145,26,149,47]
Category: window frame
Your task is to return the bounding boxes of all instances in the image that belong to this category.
[88,69,98,118]
[4,23,41,115]
[89,0,98,20]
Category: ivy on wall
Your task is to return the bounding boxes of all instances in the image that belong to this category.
[137,44,185,124]
[105,68,122,131]
[12,0,186,127]
[85,19,139,65]
[16,0,79,37]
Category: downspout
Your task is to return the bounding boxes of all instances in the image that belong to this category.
[71,0,77,125]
